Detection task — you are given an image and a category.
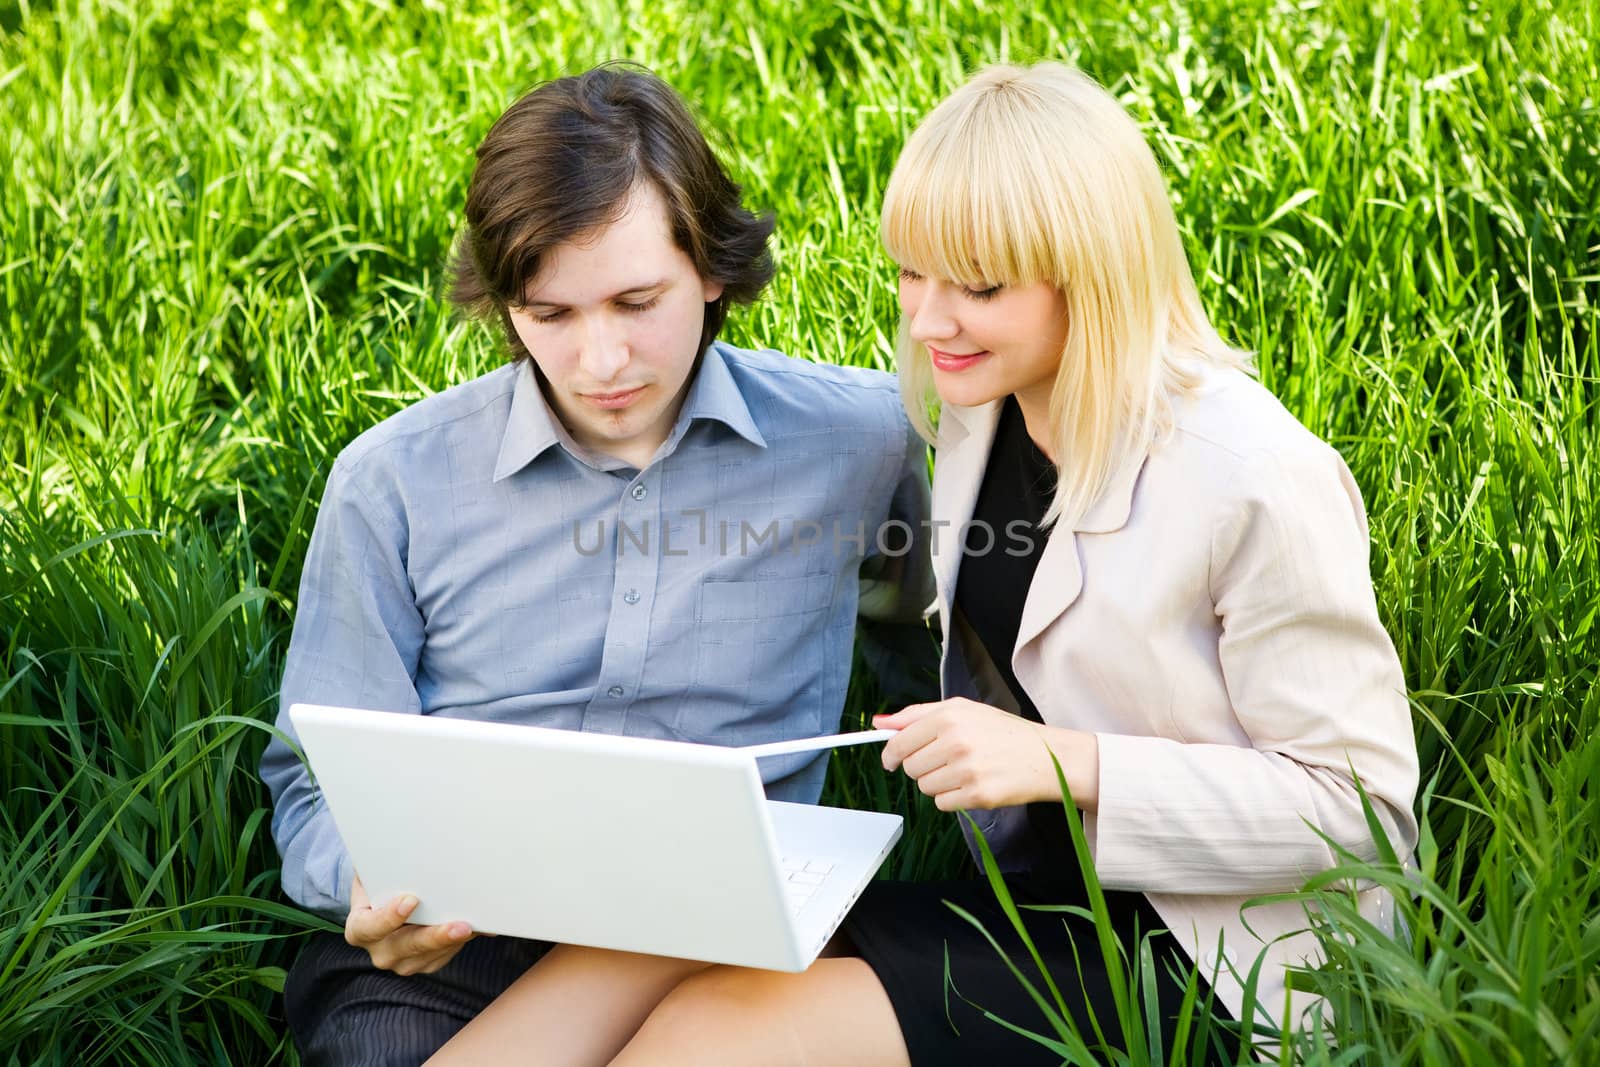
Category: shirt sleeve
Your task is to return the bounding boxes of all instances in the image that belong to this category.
[858,403,935,625]
[258,454,426,916]
[1088,443,1420,895]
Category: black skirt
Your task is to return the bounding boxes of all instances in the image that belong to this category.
[841,874,1236,1066]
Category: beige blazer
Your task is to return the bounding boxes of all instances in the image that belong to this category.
[930,363,1420,1028]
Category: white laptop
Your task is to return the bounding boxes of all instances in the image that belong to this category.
[287,703,903,972]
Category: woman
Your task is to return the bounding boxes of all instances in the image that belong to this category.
[430,61,1419,1066]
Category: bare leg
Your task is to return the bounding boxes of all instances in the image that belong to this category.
[424,944,711,1066]
[609,958,910,1067]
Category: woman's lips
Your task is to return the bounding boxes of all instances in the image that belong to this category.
[584,386,646,410]
[928,347,990,372]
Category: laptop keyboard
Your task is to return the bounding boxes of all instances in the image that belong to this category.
[780,856,837,914]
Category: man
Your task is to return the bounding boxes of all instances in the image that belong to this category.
[259,64,932,1064]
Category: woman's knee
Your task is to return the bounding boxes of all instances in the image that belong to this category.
[617,965,786,1060]
[618,960,908,1067]
[651,965,766,1025]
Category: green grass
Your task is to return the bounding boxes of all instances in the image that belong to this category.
[2,0,1597,1062]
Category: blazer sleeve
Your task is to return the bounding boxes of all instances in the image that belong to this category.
[257,454,426,917]
[1089,442,1420,895]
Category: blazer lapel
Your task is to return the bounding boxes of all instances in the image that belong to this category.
[934,397,1158,668]
[1015,522,1085,652]
[1013,437,1153,655]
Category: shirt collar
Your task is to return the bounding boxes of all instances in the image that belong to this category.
[674,342,767,451]
[492,361,569,482]
[491,344,767,483]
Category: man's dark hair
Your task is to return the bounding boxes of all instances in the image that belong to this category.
[449,64,775,361]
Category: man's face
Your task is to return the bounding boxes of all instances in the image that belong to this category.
[508,183,723,468]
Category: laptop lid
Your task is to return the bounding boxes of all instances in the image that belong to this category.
[287,703,888,970]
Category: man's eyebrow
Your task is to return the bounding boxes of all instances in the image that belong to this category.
[521,280,669,307]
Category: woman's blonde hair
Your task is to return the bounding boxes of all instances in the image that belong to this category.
[882,62,1250,528]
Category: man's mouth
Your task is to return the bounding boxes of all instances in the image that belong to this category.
[584,386,647,410]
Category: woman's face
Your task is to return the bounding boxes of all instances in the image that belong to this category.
[897,269,1067,414]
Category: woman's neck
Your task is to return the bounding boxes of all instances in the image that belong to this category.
[1013,386,1056,463]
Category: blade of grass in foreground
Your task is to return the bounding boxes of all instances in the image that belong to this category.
[944,752,1245,1065]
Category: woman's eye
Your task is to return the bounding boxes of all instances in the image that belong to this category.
[964,285,1001,301]
[897,267,922,282]
[531,309,567,323]
[619,298,660,314]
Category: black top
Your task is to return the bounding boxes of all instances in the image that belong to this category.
[953,396,1056,723]
[951,397,1085,882]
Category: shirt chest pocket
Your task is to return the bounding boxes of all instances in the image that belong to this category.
[691,575,836,691]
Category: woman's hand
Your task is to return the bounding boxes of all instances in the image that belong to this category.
[875,698,1099,812]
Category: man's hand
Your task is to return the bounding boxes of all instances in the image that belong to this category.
[346,873,480,975]
[875,698,1099,812]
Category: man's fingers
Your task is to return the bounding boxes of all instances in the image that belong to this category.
[385,920,473,962]
[387,940,467,976]
[345,886,477,974]
[346,907,401,947]
[411,940,475,975]
[367,922,472,972]
[345,893,418,947]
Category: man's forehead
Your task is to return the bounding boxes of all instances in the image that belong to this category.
[520,272,668,307]
[519,184,684,305]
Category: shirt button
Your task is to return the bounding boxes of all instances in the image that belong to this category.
[623,589,641,605]
[631,484,647,501]
[607,685,625,698]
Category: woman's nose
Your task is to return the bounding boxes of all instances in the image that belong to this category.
[906,287,960,344]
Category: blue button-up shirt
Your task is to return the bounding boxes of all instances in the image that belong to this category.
[261,342,932,914]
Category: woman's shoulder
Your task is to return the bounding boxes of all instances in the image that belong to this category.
[1163,366,1344,475]
[1149,365,1361,520]
[1166,365,1315,451]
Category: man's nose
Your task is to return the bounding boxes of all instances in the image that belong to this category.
[577,316,629,382]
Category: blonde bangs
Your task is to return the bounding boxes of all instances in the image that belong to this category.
[880,87,1059,291]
